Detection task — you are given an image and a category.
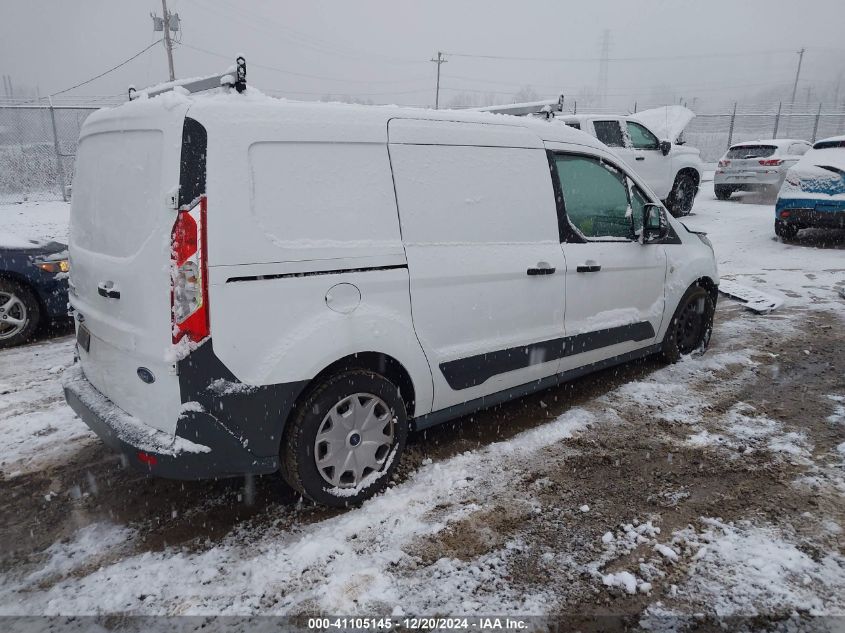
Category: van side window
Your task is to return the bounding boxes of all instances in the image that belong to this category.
[626,122,660,150]
[593,120,625,147]
[554,155,633,240]
[565,122,581,130]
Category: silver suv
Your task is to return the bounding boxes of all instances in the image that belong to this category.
[715,139,811,200]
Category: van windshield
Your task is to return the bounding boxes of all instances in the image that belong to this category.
[726,145,776,159]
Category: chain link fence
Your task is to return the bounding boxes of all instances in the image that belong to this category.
[1,99,845,203]
[685,107,845,162]
[0,104,99,203]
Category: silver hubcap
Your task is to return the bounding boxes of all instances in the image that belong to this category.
[314,392,395,489]
[0,292,27,340]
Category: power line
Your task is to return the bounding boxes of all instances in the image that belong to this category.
[186,0,427,66]
[179,42,431,85]
[445,48,804,63]
[49,39,163,97]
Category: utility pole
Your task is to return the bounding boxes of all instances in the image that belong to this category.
[430,51,446,109]
[152,0,180,81]
[597,29,610,109]
[789,47,805,111]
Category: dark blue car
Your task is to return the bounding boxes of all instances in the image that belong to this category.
[0,236,70,348]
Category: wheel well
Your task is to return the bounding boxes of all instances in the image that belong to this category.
[677,167,701,189]
[694,276,718,304]
[305,352,417,418]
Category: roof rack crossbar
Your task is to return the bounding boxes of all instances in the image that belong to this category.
[474,93,565,119]
[128,57,246,101]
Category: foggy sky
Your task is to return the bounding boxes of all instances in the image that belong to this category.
[2,0,844,110]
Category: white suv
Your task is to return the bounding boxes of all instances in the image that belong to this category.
[63,85,718,507]
[555,109,703,217]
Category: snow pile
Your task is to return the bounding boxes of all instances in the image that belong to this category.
[670,518,845,617]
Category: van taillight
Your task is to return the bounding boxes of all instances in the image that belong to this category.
[171,195,209,344]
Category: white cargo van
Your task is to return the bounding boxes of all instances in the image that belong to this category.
[64,84,718,507]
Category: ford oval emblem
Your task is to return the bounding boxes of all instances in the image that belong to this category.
[137,367,155,384]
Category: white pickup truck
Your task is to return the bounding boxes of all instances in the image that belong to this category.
[479,102,703,217]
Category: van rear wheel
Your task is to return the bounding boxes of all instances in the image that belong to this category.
[281,370,408,507]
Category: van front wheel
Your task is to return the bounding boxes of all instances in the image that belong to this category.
[661,285,715,363]
[281,370,409,507]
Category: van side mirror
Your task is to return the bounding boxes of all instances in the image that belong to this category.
[642,203,668,243]
[659,140,672,156]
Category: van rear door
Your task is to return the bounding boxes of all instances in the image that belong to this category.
[69,104,189,434]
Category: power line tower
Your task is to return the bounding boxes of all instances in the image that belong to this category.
[151,0,181,81]
[430,51,447,109]
[597,30,610,109]
[788,47,805,111]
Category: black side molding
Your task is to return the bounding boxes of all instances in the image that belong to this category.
[227,264,408,283]
[439,321,655,391]
[415,344,662,431]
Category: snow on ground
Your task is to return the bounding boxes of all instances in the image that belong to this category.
[1,190,844,621]
[0,337,92,477]
[0,200,70,245]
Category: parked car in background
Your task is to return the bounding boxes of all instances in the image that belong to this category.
[0,235,69,348]
[774,135,845,239]
[63,82,718,507]
[555,106,703,217]
[715,139,812,200]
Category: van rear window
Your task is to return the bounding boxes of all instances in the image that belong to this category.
[71,130,163,257]
[727,145,776,159]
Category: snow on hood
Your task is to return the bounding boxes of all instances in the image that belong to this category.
[0,232,49,250]
[630,105,695,143]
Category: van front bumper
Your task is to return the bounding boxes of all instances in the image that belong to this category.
[62,364,279,479]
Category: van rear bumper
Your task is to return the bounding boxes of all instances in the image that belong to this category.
[62,364,279,479]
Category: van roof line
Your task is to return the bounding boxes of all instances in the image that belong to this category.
[128,56,246,102]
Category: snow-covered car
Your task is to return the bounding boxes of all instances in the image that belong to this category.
[63,77,718,507]
[774,135,845,239]
[714,139,812,200]
[0,235,69,348]
[555,106,703,217]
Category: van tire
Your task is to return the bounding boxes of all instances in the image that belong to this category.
[661,285,714,363]
[666,172,698,217]
[0,279,41,349]
[280,369,409,507]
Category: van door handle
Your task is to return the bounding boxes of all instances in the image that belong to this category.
[97,282,121,299]
[527,265,556,276]
[635,156,645,161]
[576,264,601,273]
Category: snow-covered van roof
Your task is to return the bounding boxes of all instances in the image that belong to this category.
[80,87,607,152]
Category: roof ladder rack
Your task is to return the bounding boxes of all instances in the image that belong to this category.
[128,56,246,101]
[474,93,565,119]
